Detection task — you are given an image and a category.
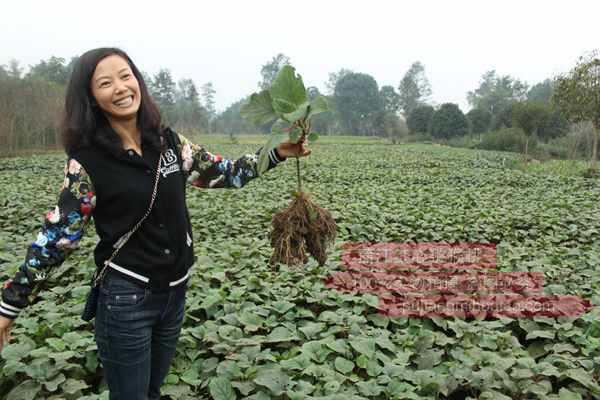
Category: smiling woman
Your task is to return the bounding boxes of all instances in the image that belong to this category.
[0,47,311,400]
[91,55,142,123]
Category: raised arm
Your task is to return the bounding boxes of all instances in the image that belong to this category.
[0,159,96,320]
[176,133,287,189]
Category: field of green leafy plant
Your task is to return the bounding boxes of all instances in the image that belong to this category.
[0,137,599,399]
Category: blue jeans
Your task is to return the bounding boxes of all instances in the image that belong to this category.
[94,271,187,400]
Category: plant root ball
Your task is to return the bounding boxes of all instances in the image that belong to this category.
[269,191,337,266]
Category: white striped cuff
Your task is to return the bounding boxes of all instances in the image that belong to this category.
[0,301,22,318]
[268,148,282,165]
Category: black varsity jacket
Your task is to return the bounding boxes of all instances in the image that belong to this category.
[0,128,285,319]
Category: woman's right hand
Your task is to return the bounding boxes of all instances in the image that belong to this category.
[0,315,14,353]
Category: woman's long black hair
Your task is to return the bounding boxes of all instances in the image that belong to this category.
[61,47,164,155]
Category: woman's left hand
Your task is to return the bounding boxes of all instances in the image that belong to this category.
[276,137,311,159]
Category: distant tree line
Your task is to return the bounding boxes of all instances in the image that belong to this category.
[0,56,215,155]
[1,51,598,166]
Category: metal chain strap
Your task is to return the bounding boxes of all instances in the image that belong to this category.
[93,152,163,286]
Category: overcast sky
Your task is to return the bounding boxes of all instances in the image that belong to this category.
[2,0,598,112]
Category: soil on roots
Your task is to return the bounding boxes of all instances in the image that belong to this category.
[269,191,337,266]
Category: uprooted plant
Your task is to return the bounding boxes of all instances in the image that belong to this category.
[241,65,337,266]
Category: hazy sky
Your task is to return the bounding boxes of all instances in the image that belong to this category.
[2,0,598,112]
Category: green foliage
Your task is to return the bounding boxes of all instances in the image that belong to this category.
[324,68,353,95]
[467,70,528,114]
[468,71,528,135]
[259,53,290,90]
[0,70,65,155]
[553,50,600,173]
[512,102,551,138]
[240,65,330,175]
[491,102,514,131]
[430,103,469,139]
[333,72,383,135]
[240,91,277,126]
[476,128,534,153]
[1,139,600,399]
[201,82,217,133]
[466,108,492,136]
[553,51,600,127]
[528,79,554,103]
[537,110,569,140]
[513,101,554,158]
[27,56,74,85]
[379,85,401,114]
[398,61,432,114]
[407,104,435,134]
[173,79,207,134]
[152,68,176,108]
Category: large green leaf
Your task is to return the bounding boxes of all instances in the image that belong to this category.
[209,377,236,400]
[307,95,330,119]
[562,369,600,393]
[253,367,292,396]
[558,388,583,400]
[6,381,41,400]
[334,357,355,374]
[282,101,310,123]
[270,65,307,112]
[265,326,298,343]
[257,133,288,176]
[349,337,376,358]
[62,379,89,394]
[240,90,278,125]
[272,98,298,115]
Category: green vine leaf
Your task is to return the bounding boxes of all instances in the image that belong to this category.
[258,133,288,176]
[270,65,307,112]
[240,90,277,125]
[307,96,329,119]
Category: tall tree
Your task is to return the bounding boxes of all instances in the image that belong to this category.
[333,72,383,135]
[259,53,290,90]
[152,69,176,107]
[467,70,528,116]
[430,103,468,139]
[173,79,205,133]
[27,56,70,85]
[466,108,492,141]
[527,79,554,103]
[325,68,353,95]
[554,50,600,174]
[304,87,339,135]
[152,69,176,123]
[178,79,199,102]
[201,82,216,133]
[512,101,550,160]
[6,60,23,79]
[398,61,432,115]
[406,104,434,134]
[380,85,401,114]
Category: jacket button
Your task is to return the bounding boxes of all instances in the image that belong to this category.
[164,249,171,255]
[158,223,165,229]
[146,169,152,174]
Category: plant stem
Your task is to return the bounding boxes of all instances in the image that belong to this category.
[296,156,302,192]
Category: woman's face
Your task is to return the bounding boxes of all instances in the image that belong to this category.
[90,54,141,122]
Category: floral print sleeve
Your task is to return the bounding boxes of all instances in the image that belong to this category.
[0,159,96,319]
[177,133,286,189]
